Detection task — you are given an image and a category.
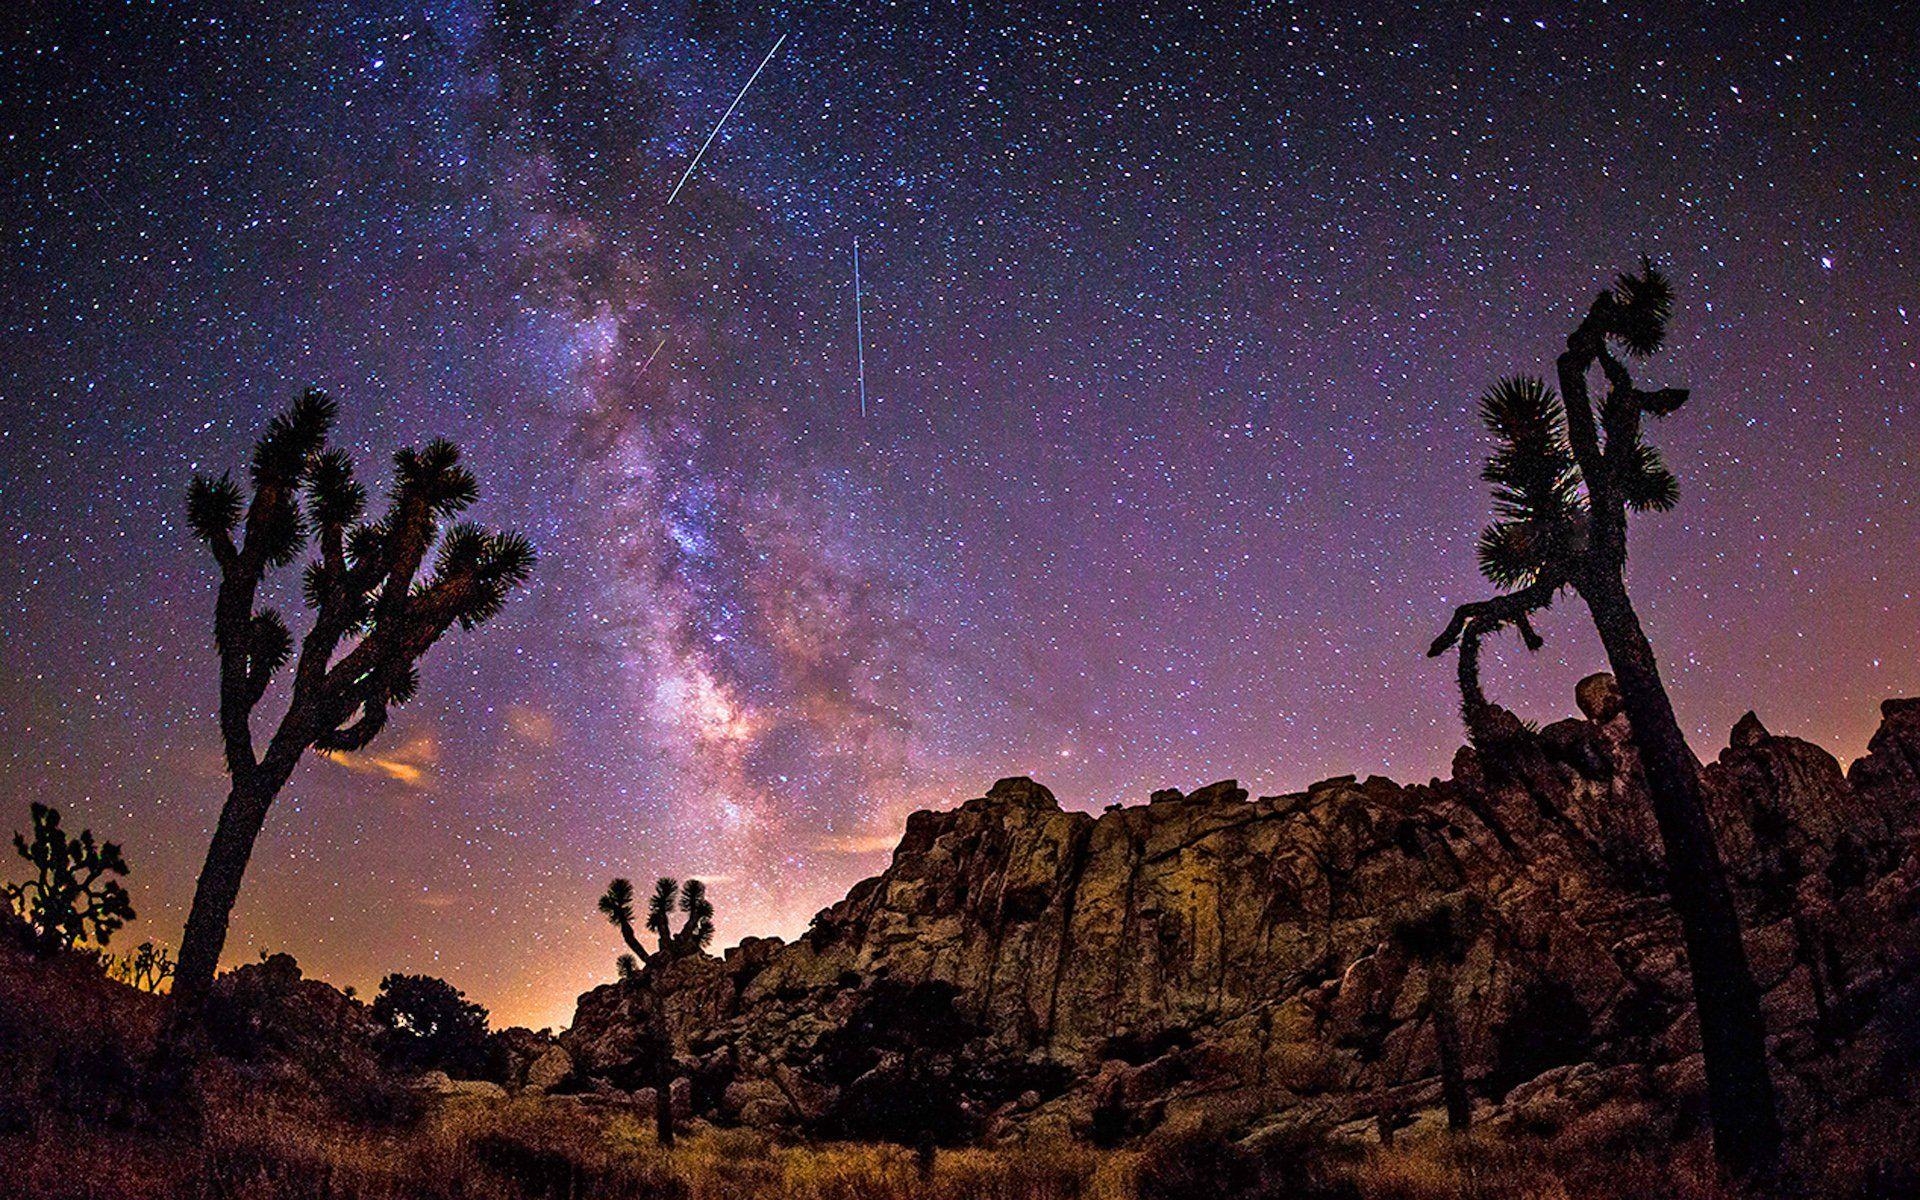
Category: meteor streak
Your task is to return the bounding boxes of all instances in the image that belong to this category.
[639,331,672,375]
[853,237,867,420]
[666,33,788,206]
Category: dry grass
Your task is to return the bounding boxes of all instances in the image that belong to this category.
[5,931,1911,1200]
[9,1084,1912,1200]
[5,1093,1137,1200]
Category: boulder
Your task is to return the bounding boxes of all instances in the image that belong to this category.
[525,1046,573,1094]
[1574,672,1624,723]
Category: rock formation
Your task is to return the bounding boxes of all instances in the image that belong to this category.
[562,684,1920,1146]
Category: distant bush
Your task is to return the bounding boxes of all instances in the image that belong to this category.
[104,941,175,994]
[372,972,491,1077]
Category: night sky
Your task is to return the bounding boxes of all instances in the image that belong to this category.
[2,3,1916,1029]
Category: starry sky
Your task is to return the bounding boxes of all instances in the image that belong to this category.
[2,2,1916,1029]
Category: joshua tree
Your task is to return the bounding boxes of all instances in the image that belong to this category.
[108,940,178,993]
[173,390,534,1013]
[1429,261,1779,1172]
[4,802,135,954]
[1390,899,1483,1132]
[596,875,716,1146]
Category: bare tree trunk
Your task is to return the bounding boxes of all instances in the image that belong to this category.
[172,785,275,1013]
[654,1069,675,1149]
[1579,581,1781,1172]
[916,1136,936,1182]
[649,979,675,1148]
[1429,963,1471,1132]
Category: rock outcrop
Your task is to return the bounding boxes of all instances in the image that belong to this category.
[563,686,1920,1145]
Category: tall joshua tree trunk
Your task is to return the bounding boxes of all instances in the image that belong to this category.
[1393,901,1477,1133]
[1427,960,1471,1132]
[650,976,676,1149]
[1431,263,1778,1173]
[1580,579,1777,1160]
[172,785,274,1011]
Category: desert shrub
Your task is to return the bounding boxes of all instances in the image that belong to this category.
[811,979,978,1148]
[1137,1124,1360,1200]
[373,972,491,1077]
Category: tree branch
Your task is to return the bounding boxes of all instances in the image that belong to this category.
[618,921,653,965]
[313,693,388,754]
[1427,576,1563,658]
[1556,293,1613,496]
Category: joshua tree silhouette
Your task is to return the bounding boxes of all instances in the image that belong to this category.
[108,940,177,993]
[173,390,534,1013]
[1430,261,1779,1172]
[4,802,135,954]
[597,875,715,1146]
[1390,899,1484,1132]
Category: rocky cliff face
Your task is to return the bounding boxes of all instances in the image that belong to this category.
[563,685,1920,1146]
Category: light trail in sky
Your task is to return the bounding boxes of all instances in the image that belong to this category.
[853,236,867,420]
[666,33,788,206]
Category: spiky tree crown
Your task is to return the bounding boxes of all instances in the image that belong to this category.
[600,874,716,972]
[1470,262,1683,595]
[1432,261,1688,662]
[185,390,534,783]
[647,877,679,945]
[598,877,636,928]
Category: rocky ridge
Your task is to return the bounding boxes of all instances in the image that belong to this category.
[562,682,1920,1146]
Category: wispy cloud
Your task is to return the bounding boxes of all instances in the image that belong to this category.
[323,733,438,790]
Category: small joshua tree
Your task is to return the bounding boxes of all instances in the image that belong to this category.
[173,390,534,1012]
[107,940,177,993]
[1430,261,1778,1172]
[4,802,135,954]
[599,876,715,965]
[597,875,715,1146]
[1390,899,1484,1132]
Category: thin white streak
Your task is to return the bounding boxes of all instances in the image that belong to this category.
[666,33,788,207]
[638,331,672,375]
[853,236,867,419]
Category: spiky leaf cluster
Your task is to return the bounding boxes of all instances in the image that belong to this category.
[1474,376,1583,589]
[675,878,715,955]
[1609,257,1675,359]
[1620,440,1680,512]
[4,803,135,953]
[598,877,636,929]
[647,877,679,944]
[600,874,717,972]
